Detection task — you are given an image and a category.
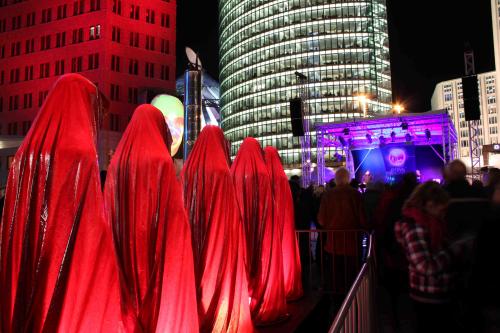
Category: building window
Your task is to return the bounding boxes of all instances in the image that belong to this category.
[8,95,19,111]
[145,62,154,78]
[0,45,4,58]
[488,96,496,104]
[487,85,496,94]
[8,123,18,135]
[41,35,52,50]
[161,13,170,28]
[146,9,155,24]
[23,93,33,109]
[55,60,65,75]
[0,19,6,33]
[490,126,498,135]
[145,36,155,50]
[129,32,139,47]
[110,84,120,101]
[128,59,138,75]
[71,56,83,72]
[0,70,4,85]
[160,65,169,80]
[38,90,48,107]
[130,5,140,20]
[22,121,31,135]
[57,4,68,19]
[24,65,33,80]
[489,117,498,125]
[39,63,50,78]
[9,68,20,83]
[109,113,119,131]
[11,15,21,30]
[41,8,52,23]
[128,87,138,104]
[26,12,36,26]
[10,41,21,56]
[0,97,2,112]
[90,0,100,11]
[89,25,101,40]
[72,28,84,44]
[88,53,99,70]
[56,32,66,47]
[112,26,121,42]
[160,39,169,54]
[112,0,122,14]
[73,0,85,16]
[111,55,121,72]
[25,38,35,53]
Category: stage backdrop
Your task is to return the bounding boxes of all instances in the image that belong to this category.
[352,144,444,184]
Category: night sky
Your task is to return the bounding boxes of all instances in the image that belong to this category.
[176,0,495,112]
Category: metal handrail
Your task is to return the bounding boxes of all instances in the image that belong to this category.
[329,234,376,333]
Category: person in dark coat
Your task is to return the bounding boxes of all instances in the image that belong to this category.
[443,159,482,198]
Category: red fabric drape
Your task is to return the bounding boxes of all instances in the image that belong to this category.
[230,138,287,325]
[181,125,253,333]
[263,147,303,301]
[104,104,198,333]
[0,74,128,332]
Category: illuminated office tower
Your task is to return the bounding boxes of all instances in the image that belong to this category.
[219,0,392,166]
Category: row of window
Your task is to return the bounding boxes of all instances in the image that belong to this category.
[0,1,102,32]
[0,90,47,113]
[1,26,171,62]
[221,3,373,54]
[110,26,170,53]
[1,55,170,86]
[111,0,171,27]
[0,121,32,136]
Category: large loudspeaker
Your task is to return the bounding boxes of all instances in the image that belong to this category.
[462,75,481,121]
[290,98,304,137]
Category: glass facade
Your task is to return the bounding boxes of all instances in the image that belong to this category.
[219,0,392,166]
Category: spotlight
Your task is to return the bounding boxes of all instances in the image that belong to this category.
[338,136,347,146]
[401,122,409,130]
[405,133,412,142]
[425,129,431,141]
[366,133,372,144]
[343,128,350,136]
[390,131,396,142]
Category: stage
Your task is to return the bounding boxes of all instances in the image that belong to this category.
[316,110,458,184]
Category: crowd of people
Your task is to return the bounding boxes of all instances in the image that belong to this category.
[290,161,500,332]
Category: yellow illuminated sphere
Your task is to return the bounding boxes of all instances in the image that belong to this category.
[151,94,184,156]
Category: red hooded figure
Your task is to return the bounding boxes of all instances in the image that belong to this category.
[0,74,127,332]
[264,147,303,301]
[230,138,288,325]
[104,104,199,333]
[181,125,253,333]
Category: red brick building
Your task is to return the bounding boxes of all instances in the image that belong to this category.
[0,0,176,168]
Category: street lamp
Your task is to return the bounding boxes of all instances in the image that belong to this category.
[393,103,405,114]
[356,95,368,117]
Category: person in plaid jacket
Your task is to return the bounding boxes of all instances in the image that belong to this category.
[395,181,464,333]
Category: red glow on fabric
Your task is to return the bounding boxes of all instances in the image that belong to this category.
[104,104,198,332]
[0,74,129,332]
[264,147,304,301]
[230,138,288,325]
[181,125,254,333]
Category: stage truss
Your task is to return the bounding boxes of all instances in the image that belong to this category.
[316,110,458,184]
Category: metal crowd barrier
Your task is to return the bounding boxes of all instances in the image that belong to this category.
[329,233,376,333]
[295,229,370,294]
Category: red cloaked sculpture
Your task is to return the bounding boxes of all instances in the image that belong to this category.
[230,138,288,325]
[181,125,254,333]
[264,147,304,301]
[104,104,198,333]
[0,74,128,332]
